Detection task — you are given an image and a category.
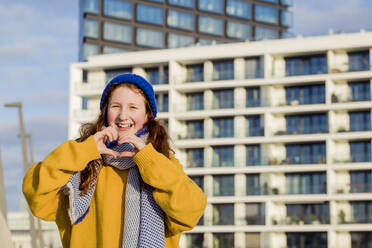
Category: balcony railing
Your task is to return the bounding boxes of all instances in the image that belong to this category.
[275,127,328,136]
[335,183,372,194]
[272,215,329,225]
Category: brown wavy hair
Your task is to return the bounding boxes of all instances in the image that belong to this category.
[75,83,172,195]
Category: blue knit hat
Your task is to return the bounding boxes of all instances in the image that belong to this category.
[100,73,157,118]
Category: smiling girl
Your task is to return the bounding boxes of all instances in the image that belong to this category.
[22,73,207,248]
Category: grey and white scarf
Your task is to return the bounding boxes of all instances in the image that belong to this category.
[62,129,165,247]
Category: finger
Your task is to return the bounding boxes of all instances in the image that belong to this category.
[103,148,118,159]
[119,151,136,157]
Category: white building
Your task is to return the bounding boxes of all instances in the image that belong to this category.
[69,30,372,248]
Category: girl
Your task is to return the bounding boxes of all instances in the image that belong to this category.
[23,73,207,248]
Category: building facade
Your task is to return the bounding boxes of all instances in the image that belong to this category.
[79,0,293,61]
[69,31,372,248]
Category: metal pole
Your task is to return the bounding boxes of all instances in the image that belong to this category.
[25,133,45,248]
[4,102,38,248]
[0,148,8,223]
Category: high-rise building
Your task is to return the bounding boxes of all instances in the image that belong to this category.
[79,0,293,61]
[69,31,372,248]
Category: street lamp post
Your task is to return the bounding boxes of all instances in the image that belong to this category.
[0,148,8,222]
[4,102,38,248]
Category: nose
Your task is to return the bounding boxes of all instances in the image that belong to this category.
[118,107,129,121]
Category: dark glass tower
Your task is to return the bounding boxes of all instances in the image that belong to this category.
[79,0,293,61]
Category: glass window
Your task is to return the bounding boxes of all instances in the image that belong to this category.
[285,84,326,105]
[213,118,234,138]
[351,201,372,223]
[82,43,99,61]
[285,113,328,134]
[350,170,372,193]
[226,0,251,19]
[351,232,372,248]
[349,111,371,132]
[155,92,168,112]
[82,97,89,110]
[145,0,163,2]
[186,92,204,110]
[104,0,131,19]
[103,46,130,54]
[168,33,194,48]
[136,4,164,26]
[245,233,261,248]
[213,233,234,248]
[280,0,293,6]
[287,232,327,248]
[82,70,88,83]
[246,87,261,107]
[246,174,261,194]
[198,16,223,36]
[257,0,278,3]
[246,115,264,136]
[198,0,223,14]
[246,203,265,225]
[227,21,251,40]
[213,204,234,225]
[246,145,261,166]
[281,10,293,26]
[286,172,327,194]
[186,120,204,139]
[198,38,213,46]
[255,26,278,41]
[186,234,204,248]
[348,51,370,71]
[186,148,204,167]
[84,0,99,14]
[245,57,264,79]
[105,67,132,81]
[285,54,327,76]
[286,142,326,164]
[103,22,131,43]
[213,89,234,109]
[212,146,234,167]
[213,60,234,80]
[167,10,194,31]
[254,4,278,24]
[168,0,194,8]
[286,203,329,225]
[186,64,204,82]
[350,141,371,162]
[213,175,234,196]
[83,19,99,38]
[190,176,204,191]
[136,28,164,48]
[349,81,371,101]
[145,66,168,85]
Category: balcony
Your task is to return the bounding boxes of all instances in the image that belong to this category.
[335,183,372,194]
[74,80,105,92]
[73,108,100,121]
[272,214,329,225]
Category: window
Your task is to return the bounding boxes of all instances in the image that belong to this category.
[213,175,234,196]
[287,232,327,248]
[168,0,194,8]
[246,115,264,136]
[281,10,293,26]
[84,0,99,14]
[82,97,89,110]
[82,70,88,83]
[83,19,98,38]
[213,89,234,109]
[103,22,131,43]
[198,0,223,14]
[286,113,328,134]
[351,201,372,223]
[167,10,194,31]
[257,0,278,3]
[286,172,327,194]
[186,148,204,167]
[226,0,251,19]
[348,51,370,71]
[190,176,204,191]
[246,145,261,166]
[213,204,234,224]
[254,5,278,24]
[351,232,372,248]
[144,0,163,2]
[350,141,371,162]
[186,120,204,139]
[246,174,261,195]
[104,0,131,19]
[213,233,234,248]
[167,33,194,48]
[105,67,132,81]
[246,87,261,107]
[227,21,251,40]
[349,81,371,101]
[245,57,264,79]
[287,203,329,224]
[285,54,327,76]
[254,26,278,41]
[186,234,204,248]
[245,203,265,225]
[136,4,164,25]
[350,111,371,132]
[198,16,223,36]
[136,28,164,48]
[213,118,234,138]
[280,0,293,6]
[103,46,130,54]
[155,93,168,112]
[198,38,213,46]
[213,60,234,80]
[186,64,204,82]
[145,67,168,85]
[245,233,261,248]
[286,142,326,164]
[285,84,326,105]
[212,146,234,167]
[350,171,372,193]
[186,92,204,110]
[82,43,98,61]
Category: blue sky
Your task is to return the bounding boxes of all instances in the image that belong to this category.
[0,0,372,211]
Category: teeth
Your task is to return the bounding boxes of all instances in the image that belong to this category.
[118,123,132,128]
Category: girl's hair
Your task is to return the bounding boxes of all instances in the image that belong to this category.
[76,83,172,195]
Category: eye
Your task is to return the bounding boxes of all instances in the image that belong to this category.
[130,105,137,109]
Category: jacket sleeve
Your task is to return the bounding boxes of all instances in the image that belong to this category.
[22,136,101,221]
[133,143,207,236]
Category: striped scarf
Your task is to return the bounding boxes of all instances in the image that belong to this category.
[62,129,165,247]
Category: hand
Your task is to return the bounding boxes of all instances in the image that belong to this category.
[118,133,146,157]
[93,126,119,158]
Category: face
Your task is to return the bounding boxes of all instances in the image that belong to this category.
[107,85,148,136]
